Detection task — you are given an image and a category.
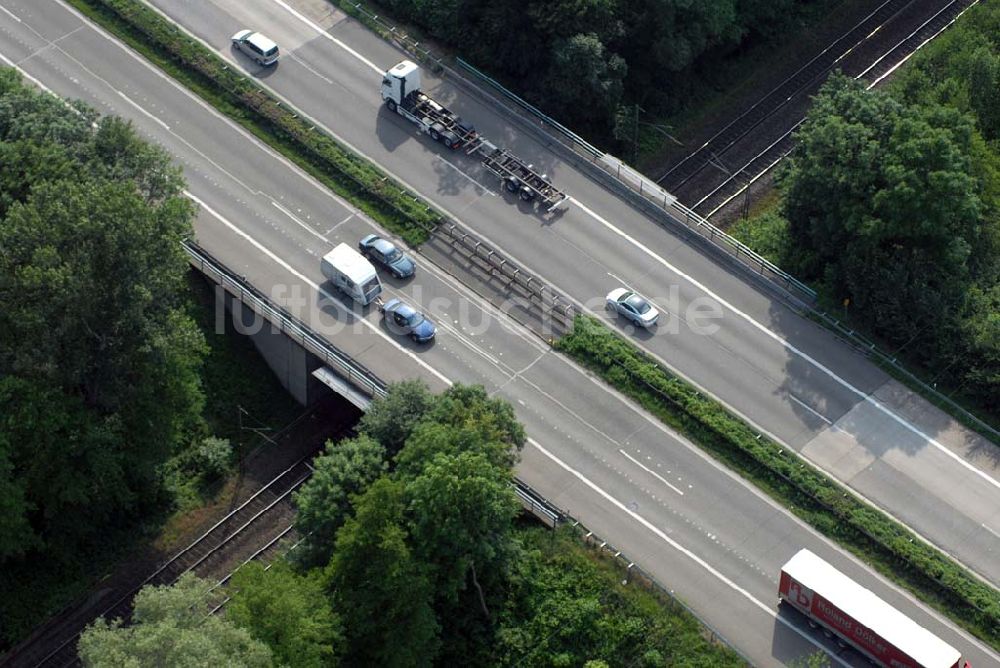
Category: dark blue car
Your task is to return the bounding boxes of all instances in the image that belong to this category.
[358,234,415,279]
[380,298,436,343]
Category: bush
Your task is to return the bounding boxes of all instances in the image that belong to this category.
[190,436,232,481]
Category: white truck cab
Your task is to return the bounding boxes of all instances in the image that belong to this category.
[381,60,421,109]
[321,243,382,305]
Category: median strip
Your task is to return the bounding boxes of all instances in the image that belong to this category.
[556,315,1000,649]
[57,0,1000,652]
[66,0,439,247]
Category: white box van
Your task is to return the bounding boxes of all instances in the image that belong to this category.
[321,243,382,305]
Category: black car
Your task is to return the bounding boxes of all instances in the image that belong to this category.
[358,234,416,279]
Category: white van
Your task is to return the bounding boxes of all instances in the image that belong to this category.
[321,243,382,305]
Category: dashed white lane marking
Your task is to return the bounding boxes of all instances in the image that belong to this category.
[788,394,832,426]
[5,11,990,657]
[256,0,998,497]
[324,213,354,236]
[527,437,850,666]
[619,449,684,496]
[186,190,452,386]
[568,196,1000,492]
[606,271,629,287]
[117,89,169,130]
[287,51,335,84]
[268,0,383,73]
[271,200,325,242]
[433,154,497,195]
[982,523,1000,541]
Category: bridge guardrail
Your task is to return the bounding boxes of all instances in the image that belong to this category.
[183,239,388,401]
[183,239,573,523]
[185,239,747,657]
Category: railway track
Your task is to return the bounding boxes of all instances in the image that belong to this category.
[656,0,977,221]
[6,406,355,668]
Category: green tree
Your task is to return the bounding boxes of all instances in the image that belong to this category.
[0,376,129,560]
[78,573,272,667]
[357,379,434,456]
[546,33,627,123]
[0,421,34,559]
[781,75,992,348]
[0,72,205,567]
[406,451,521,607]
[393,384,524,476]
[293,435,386,567]
[967,47,1000,140]
[326,477,440,667]
[188,436,232,481]
[227,561,341,668]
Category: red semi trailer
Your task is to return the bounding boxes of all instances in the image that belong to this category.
[779,549,970,668]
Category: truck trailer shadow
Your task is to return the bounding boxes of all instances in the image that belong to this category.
[772,603,865,667]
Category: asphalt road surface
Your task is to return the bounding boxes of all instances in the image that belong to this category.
[0,1,997,666]
[140,0,1000,586]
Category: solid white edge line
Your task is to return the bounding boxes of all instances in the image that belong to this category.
[268,0,383,73]
[2,10,991,661]
[527,437,851,667]
[0,4,20,22]
[269,0,1000,494]
[117,89,169,130]
[568,196,1000,492]
[270,200,326,242]
[185,190,453,387]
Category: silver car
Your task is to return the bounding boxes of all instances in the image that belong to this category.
[231,30,280,66]
[606,288,659,328]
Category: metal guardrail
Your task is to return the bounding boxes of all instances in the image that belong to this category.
[183,238,574,518]
[182,240,388,401]
[184,238,748,658]
[455,58,602,160]
[453,58,818,305]
[448,54,998,443]
[435,221,576,333]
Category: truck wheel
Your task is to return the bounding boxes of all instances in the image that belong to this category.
[505,177,520,193]
[429,128,441,142]
[386,99,397,112]
[519,187,535,202]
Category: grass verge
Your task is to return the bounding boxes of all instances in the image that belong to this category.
[65,0,439,247]
[556,315,1000,650]
[515,523,748,666]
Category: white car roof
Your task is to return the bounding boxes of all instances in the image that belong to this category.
[243,31,277,53]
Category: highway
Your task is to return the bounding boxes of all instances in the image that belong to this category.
[139,0,1000,587]
[0,1,997,666]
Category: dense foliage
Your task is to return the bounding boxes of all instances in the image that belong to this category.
[227,562,342,668]
[79,573,272,667]
[226,382,743,666]
[776,10,1000,411]
[0,70,205,568]
[372,0,813,142]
